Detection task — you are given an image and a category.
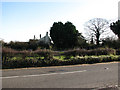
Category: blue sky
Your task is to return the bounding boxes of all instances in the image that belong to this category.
[1,0,119,42]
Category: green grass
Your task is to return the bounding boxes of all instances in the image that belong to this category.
[53,55,75,60]
[9,57,22,60]
[25,56,44,60]
[53,56,65,60]
[6,55,120,61]
[59,51,64,54]
[70,55,120,59]
[8,56,45,61]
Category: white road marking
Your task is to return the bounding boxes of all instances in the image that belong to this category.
[2,70,87,79]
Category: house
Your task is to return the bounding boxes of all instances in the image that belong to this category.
[38,32,51,46]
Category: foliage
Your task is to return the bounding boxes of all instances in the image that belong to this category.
[2,47,53,61]
[2,47,120,69]
[61,48,116,57]
[4,40,38,50]
[50,21,85,49]
[102,38,120,49]
[2,54,120,69]
[116,49,120,55]
[110,20,120,39]
[76,33,88,48]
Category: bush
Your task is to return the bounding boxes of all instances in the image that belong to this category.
[2,47,54,69]
[102,39,120,49]
[2,47,53,60]
[34,49,53,60]
[116,49,120,55]
[2,47,120,69]
[2,55,120,69]
[61,48,116,57]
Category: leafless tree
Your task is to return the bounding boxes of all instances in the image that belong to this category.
[84,18,109,45]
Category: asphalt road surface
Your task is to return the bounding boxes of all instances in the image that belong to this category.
[2,62,119,89]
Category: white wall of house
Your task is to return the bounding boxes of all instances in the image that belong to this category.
[38,32,51,45]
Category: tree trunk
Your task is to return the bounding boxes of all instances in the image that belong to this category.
[96,31,100,46]
[96,38,100,45]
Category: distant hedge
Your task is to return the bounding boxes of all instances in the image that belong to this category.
[61,48,116,57]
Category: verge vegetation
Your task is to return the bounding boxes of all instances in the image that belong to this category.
[2,47,120,69]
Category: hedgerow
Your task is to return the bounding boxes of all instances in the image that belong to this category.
[2,47,120,69]
[2,55,120,69]
[61,48,116,57]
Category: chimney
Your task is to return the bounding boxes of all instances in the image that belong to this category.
[46,32,48,36]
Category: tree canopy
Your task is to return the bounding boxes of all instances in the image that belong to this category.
[84,18,109,45]
[110,20,120,39]
[50,21,81,49]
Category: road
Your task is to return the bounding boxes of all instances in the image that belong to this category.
[2,62,119,89]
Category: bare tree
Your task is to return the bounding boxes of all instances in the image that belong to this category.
[84,18,109,45]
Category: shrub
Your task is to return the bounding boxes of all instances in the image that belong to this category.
[34,49,53,60]
[61,48,116,57]
[102,39,120,49]
[116,49,120,55]
[2,47,53,61]
[2,47,120,69]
